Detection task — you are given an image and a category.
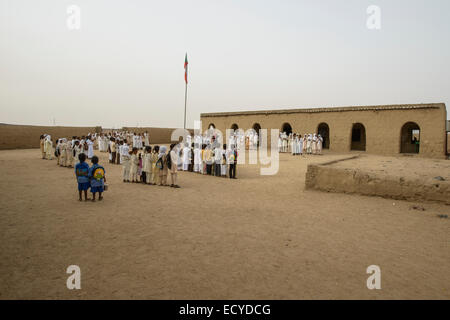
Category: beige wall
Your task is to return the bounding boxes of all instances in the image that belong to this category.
[0,125,194,150]
[201,103,447,158]
[0,124,98,150]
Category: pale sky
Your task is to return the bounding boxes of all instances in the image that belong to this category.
[1,0,449,128]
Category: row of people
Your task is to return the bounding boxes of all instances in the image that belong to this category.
[40,135,94,161]
[97,131,151,152]
[278,133,324,155]
[120,141,239,187]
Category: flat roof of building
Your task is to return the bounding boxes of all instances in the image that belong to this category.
[201,103,445,117]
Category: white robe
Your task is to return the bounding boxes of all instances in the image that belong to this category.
[86,139,94,158]
[182,147,191,170]
[193,148,201,172]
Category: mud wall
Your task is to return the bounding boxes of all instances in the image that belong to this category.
[0,124,194,150]
[305,158,450,204]
[201,103,447,159]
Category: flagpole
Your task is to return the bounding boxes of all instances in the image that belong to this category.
[184,73,187,130]
[183,53,188,130]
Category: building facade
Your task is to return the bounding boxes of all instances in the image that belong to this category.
[200,103,448,158]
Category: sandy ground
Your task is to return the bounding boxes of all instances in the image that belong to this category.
[0,149,449,299]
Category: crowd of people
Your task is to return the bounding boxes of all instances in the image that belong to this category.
[101,131,240,186]
[39,129,241,200]
[39,128,326,201]
[278,132,324,155]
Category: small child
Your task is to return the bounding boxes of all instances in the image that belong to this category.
[151,146,160,185]
[75,153,90,201]
[122,149,131,182]
[138,152,143,182]
[130,147,139,183]
[143,146,153,184]
[89,156,106,202]
[221,144,227,177]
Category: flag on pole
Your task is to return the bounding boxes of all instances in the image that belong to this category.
[184,53,188,84]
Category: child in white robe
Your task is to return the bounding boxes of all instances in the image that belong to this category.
[60,139,67,166]
[73,141,82,165]
[66,140,74,167]
[144,132,150,146]
[86,138,94,159]
[129,147,139,182]
[143,146,153,184]
[193,145,201,172]
[221,145,227,176]
[278,134,282,153]
[291,134,296,155]
[317,134,323,155]
[297,135,303,155]
[306,134,312,154]
[182,144,190,171]
[312,134,317,155]
[122,150,131,182]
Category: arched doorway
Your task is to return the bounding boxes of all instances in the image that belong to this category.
[281,122,292,135]
[317,123,330,149]
[400,122,420,153]
[351,123,366,151]
[208,123,216,129]
[252,123,261,147]
[231,123,239,131]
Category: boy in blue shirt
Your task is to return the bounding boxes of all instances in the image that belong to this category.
[75,153,90,201]
[89,156,106,202]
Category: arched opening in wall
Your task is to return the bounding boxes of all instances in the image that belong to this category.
[351,123,366,151]
[317,123,330,149]
[400,122,420,154]
[281,122,292,135]
[208,123,216,129]
[252,123,261,146]
[231,123,239,131]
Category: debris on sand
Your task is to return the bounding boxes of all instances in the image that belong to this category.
[410,205,426,211]
[433,176,445,181]
[437,214,448,219]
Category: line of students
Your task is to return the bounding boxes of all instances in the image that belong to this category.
[278,133,324,155]
[119,141,239,186]
[121,144,181,188]
[188,143,238,179]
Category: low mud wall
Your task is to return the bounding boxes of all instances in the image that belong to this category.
[0,124,194,150]
[305,156,450,204]
[0,124,99,150]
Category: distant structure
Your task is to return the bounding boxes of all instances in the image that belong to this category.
[201,103,448,158]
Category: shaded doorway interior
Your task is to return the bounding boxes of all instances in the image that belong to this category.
[317,122,330,149]
[252,123,261,146]
[400,122,420,153]
[351,123,366,151]
[281,122,292,135]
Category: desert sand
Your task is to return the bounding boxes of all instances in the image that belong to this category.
[0,149,449,299]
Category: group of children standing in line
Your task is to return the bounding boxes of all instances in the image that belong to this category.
[278,132,324,155]
[117,139,239,188]
[40,130,241,200]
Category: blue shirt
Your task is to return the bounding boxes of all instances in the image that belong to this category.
[75,162,90,184]
[89,164,105,188]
